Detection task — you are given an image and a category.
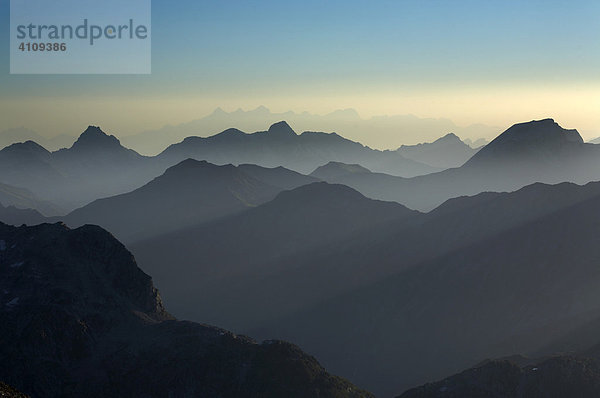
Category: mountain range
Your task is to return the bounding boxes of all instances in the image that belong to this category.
[0,182,59,216]
[63,159,316,243]
[0,221,373,398]
[0,203,45,226]
[314,119,600,211]
[0,126,159,212]
[120,106,498,155]
[128,175,600,397]
[156,121,440,177]
[0,127,74,152]
[246,180,600,396]
[0,122,461,215]
[3,117,600,397]
[129,182,418,327]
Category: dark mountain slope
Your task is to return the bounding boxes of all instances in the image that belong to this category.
[251,193,600,397]
[158,121,439,177]
[398,357,600,398]
[465,118,584,167]
[237,163,319,189]
[64,159,281,243]
[131,182,418,327]
[0,222,373,398]
[130,179,600,397]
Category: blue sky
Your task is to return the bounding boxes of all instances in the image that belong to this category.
[0,0,599,138]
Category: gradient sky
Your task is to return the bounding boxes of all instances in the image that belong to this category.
[1,0,599,142]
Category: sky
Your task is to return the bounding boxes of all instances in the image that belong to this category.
[1,0,599,142]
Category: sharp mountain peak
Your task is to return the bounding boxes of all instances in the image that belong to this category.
[71,125,123,150]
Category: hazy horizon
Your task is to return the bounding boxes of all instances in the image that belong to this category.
[1,0,599,145]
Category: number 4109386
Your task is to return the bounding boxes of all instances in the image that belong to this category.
[18,42,67,52]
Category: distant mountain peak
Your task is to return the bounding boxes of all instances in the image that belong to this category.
[214,127,246,139]
[159,158,239,181]
[398,133,465,150]
[497,119,582,144]
[1,140,50,155]
[71,125,122,150]
[278,181,364,200]
[267,121,296,136]
[311,161,372,180]
[211,107,227,115]
[253,105,270,113]
[436,132,461,142]
[172,158,208,167]
[465,119,584,166]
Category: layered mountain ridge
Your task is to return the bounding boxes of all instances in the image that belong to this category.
[0,222,373,398]
[316,119,600,211]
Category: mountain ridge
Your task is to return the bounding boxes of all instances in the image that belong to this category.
[0,221,373,398]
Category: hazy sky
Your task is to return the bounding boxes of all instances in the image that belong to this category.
[1,0,599,141]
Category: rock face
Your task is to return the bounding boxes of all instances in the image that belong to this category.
[398,357,600,398]
[0,381,29,398]
[0,222,373,398]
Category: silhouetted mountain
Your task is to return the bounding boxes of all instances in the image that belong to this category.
[0,121,502,214]
[237,164,319,190]
[0,203,46,226]
[0,142,65,203]
[131,182,418,327]
[0,127,74,151]
[398,357,600,398]
[0,182,60,216]
[0,222,373,398]
[0,126,157,212]
[315,119,600,211]
[63,159,318,243]
[121,106,498,154]
[310,162,411,204]
[128,177,600,396]
[397,133,479,168]
[245,183,600,396]
[157,121,439,177]
[311,161,372,179]
[465,118,584,166]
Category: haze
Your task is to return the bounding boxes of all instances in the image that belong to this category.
[1,0,599,146]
